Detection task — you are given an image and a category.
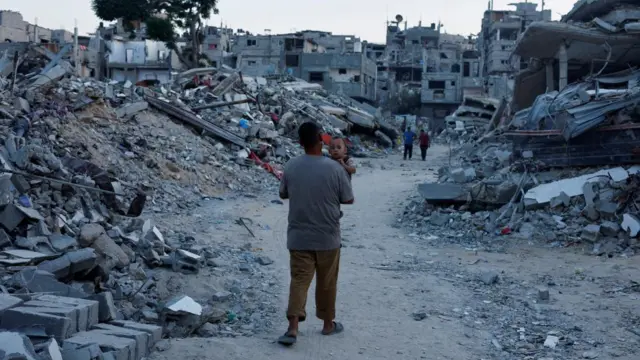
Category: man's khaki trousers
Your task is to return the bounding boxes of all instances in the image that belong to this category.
[286,248,340,321]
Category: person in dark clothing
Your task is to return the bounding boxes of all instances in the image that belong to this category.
[419,129,430,161]
[403,127,416,160]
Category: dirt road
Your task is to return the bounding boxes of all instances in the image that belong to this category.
[151,145,640,360]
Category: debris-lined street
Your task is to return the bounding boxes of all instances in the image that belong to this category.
[147,146,639,360]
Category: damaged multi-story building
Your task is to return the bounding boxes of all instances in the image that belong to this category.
[381,16,482,120]
[478,1,551,99]
[231,30,377,102]
[0,10,73,43]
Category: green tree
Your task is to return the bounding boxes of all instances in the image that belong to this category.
[92,0,219,68]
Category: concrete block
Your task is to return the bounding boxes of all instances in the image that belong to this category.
[91,324,149,360]
[109,321,162,345]
[0,204,27,231]
[33,295,99,332]
[600,221,620,237]
[11,269,87,298]
[115,102,148,119]
[38,249,97,280]
[63,331,136,360]
[0,307,72,341]
[0,331,39,360]
[581,224,601,243]
[90,292,117,322]
[60,343,103,360]
[16,304,78,338]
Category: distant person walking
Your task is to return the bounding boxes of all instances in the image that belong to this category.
[403,127,416,160]
[277,122,355,347]
[419,129,430,161]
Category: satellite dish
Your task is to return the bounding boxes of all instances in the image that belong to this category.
[395,14,404,23]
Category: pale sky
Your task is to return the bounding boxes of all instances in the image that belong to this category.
[9,0,578,42]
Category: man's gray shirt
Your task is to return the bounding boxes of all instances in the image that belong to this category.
[279,154,354,251]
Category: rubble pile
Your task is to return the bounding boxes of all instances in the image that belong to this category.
[0,45,396,358]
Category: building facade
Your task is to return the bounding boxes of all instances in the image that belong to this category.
[105,38,175,83]
[478,2,552,99]
[0,10,73,43]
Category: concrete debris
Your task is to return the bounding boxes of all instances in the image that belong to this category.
[163,296,202,316]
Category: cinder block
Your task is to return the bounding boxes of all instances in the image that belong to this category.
[60,343,103,360]
[17,304,78,338]
[92,324,149,360]
[0,307,71,341]
[33,295,99,331]
[63,331,136,360]
[109,320,162,345]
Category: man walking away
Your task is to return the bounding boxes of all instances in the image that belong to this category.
[403,127,416,160]
[419,129,430,161]
[277,122,354,346]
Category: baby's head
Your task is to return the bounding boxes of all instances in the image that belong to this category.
[329,137,347,160]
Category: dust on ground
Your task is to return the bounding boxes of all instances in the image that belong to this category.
[150,145,640,360]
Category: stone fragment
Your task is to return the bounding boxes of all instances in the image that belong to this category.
[0,294,23,317]
[91,324,150,360]
[92,234,130,269]
[108,320,162,345]
[256,255,273,266]
[164,296,202,316]
[115,101,148,119]
[544,335,559,349]
[538,288,550,301]
[79,224,106,247]
[0,229,12,248]
[479,272,499,285]
[10,269,87,298]
[60,343,103,360]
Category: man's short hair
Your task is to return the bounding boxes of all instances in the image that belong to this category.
[298,122,321,148]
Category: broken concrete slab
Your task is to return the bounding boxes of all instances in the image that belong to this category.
[48,234,78,252]
[622,213,640,237]
[79,224,106,247]
[164,295,202,316]
[600,221,620,237]
[524,167,631,209]
[0,332,39,360]
[0,204,44,232]
[418,183,467,205]
[0,294,23,319]
[10,269,87,298]
[115,102,149,119]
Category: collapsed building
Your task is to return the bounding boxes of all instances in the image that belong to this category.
[409,0,640,258]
